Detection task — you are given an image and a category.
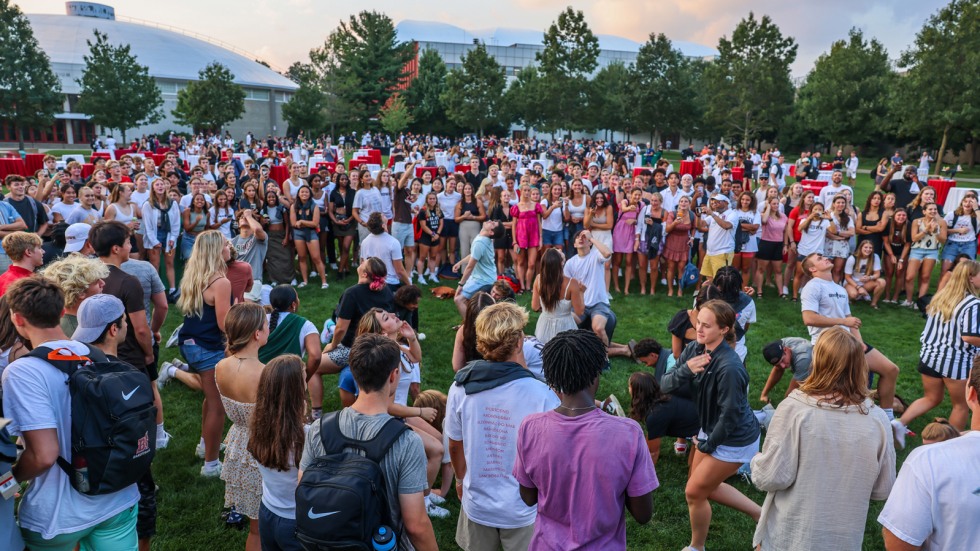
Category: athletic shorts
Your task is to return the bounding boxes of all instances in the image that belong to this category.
[440,219,459,238]
[700,252,734,278]
[391,222,415,248]
[917,360,944,379]
[698,430,760,464]
[645,396,700,439]
[757,240,784,262]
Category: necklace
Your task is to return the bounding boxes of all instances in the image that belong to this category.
[556,404,597,412]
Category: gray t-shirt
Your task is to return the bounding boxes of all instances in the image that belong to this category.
[780,337,813,381]
[232,234,268,282]
[121,258,165,324]
[299,408,426,551]
[800,277,851,344]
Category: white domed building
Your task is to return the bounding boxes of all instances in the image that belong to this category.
[6,2,298,145]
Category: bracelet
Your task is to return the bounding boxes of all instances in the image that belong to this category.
[418,407,422,417]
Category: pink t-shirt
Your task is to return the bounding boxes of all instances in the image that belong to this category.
[761,213,788,242]
[513,409,659,550]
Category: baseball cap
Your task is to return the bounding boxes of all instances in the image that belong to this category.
[762,340,786,365]
[64,223,92,253]
[72,294,125,344]
[711,194,730,203]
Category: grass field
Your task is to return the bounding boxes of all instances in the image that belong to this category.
[19,147,954,549]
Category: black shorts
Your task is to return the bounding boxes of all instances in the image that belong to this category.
[440,219,459,238]
[644,396,700,439]
[418,232,439,247]
[757,239,784,262]
[864,342,875,355]
[917,360,943,379]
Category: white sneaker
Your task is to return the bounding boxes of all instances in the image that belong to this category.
[310,271,318,277]
[330,263,338,270]
[782,285,789,295]
[416,275,427,286]
[290,279,298,286]
[172,358,190,371]
[166,325,182,348]
[156,430,172,450]
[891,419,907,450]
[297,282,308,288]
[321,282,329,289]
[417,333,426,341]
[195,441,227,459]
[156,363,174,390]
[200,462,223,478]
[429,273,439,283]
[427,493,446,506]
[424,498,450,519]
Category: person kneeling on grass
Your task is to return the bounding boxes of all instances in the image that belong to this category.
[514,329,657,550]
[759,337,813,404]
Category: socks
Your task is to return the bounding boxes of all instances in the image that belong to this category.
[157,422,165,434]
[169,287,176,293]
[883,408,894,421]
[167,365,178,378]
[204,459,220,469]
[199,437,205,447]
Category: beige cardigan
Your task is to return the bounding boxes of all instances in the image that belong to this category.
[751,389,896,550]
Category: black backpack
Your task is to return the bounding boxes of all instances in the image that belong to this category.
[27,346,156,495]
[295,411,409,551]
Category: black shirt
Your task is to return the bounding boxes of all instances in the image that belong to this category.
[337,283,394,348]
[6,196,47,233]
[882,178,917,209]
[102,265,148,371]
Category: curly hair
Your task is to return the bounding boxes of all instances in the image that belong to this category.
[41,255,109,308]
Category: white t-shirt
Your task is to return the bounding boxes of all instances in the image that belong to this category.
[844,255,882,282]
[563,247,609,308]
[800,277,851,344]
[878,431,980,551]
[1,340,140,539]
[660,187,684,213]
[131,189,150,208]
[437,191,461,221]
[944,213,978,243]
[359,232,403,285]
[734,209,761,254]
[797,217,830,256]
[445,375,559,529]
[733,296,756,361]
[703,209,739,255]
[394,352,421,406]
[541,198,565,232]
[522,335,544,380]
[817,183,853,206]
[352,187,383,221]
[50,200,76,221]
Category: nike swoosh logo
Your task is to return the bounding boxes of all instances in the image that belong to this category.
[122,387,139,400]
[307,507,339,519]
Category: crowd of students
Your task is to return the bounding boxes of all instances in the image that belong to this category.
[0,133,977,551]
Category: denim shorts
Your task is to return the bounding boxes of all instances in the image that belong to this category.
[580,302,618,341]
[179,342,224,373]
[292,227,318,242]
[542,229,564,246]
[259,503,303,551]
[461,281,493,299]
[338,366,359,396]
[942,240,976,261]
[910,247,940,261]
[697,430,760,464]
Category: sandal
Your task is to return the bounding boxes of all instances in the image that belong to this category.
[756,293,763,299]
[779,294,787,299]
[627,339,638,361]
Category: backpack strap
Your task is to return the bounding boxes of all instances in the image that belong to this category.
[319,410,409,464]
[26,345,107,378]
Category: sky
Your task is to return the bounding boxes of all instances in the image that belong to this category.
[17,0,950,77]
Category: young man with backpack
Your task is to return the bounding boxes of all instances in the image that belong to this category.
[2,277,152,549]
[297,333,437,551]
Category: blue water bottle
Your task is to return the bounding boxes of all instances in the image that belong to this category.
[372,525,395,551]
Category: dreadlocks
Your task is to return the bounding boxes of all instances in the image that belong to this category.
[542,329,607,395]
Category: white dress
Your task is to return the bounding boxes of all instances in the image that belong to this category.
[534,279,578,344]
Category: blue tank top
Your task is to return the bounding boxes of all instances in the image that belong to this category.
[179,279,228,350]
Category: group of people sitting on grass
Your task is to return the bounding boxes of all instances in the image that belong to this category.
[0,134,977,551]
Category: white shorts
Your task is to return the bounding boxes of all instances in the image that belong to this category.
[698,429,760,464]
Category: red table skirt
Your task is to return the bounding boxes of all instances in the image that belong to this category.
[269,166,288,186]
[91,152,112,161]
[366,150,382,165]
[314,161,337,174]
[801,179,827,194]
[928,179,956,205]
[0,158,27,180]
[82,163,95,178]
[680,160,702,177]
[151,154,167,166]
[731,167,745,182]
[348,158,367,171]
[155,147,172,155]
[25,153,46,175]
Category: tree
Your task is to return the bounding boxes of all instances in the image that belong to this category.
[703,12,797,146]
[895,0,980,173]
[441,44,506,137]
[631,33,701,142]
[535,7,600,133]
[379,93,413,135]
[404,48,450,134]
[587,62,633,139]
[503,66,549,133]
[74,30,162,144]
[281,76,328,137]
[0,0,63,150]
[310,11,413,128]
[172,62,246,134]
[795,28,894,149]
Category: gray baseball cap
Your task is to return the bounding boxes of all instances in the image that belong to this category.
[72,294,125,344]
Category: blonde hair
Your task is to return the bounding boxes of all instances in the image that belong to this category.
[178,230,228,318]
[41,255,109,307]
[2,232,42,261]
[800,327,870,411]
[927,260,980,322]
[475,302,528,362]
[920,418,960,443]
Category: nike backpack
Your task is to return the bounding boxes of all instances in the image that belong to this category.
[295,411,409,551]
[27,346,157,495]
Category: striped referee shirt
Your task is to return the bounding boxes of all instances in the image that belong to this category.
[919,294,980,379]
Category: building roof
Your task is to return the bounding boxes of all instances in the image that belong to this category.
[395,20,718,58]
[26,13,298,93]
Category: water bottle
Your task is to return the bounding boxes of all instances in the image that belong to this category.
[372,525,395,551]
[73,454,90,493]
